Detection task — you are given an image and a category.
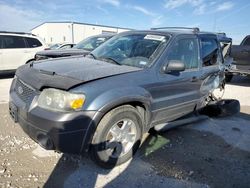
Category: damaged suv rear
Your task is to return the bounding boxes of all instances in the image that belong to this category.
[9,28,228,168]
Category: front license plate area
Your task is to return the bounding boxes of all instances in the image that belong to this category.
[9,102,18,123]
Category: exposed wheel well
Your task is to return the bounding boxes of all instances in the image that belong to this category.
[103,102,150,133]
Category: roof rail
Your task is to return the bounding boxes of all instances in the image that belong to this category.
[216,32,226,36]
[0,31,36,36]
[150,27,200,33]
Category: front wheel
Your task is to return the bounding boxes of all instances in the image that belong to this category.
[90,105,142,168]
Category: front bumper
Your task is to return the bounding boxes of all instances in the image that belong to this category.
[9,79,102,154]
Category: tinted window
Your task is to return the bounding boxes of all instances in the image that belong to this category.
[26,37,42,48]
[201,37,220,66]
[2,36,26,48]
[167,38,199,69]
[242,37,250,46]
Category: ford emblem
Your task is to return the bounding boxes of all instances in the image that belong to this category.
[18,86,24,94]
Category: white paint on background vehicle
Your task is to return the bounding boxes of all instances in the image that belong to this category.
[0,34,46,71]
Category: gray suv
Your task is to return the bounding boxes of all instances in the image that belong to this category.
[9,28,226,168]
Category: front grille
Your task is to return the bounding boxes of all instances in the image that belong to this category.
[14,79,37,105]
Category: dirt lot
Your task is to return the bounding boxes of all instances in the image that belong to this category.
[0,76,250,188]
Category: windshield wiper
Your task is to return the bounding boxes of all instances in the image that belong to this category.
[99,57,121,65]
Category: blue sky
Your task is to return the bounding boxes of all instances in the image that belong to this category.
[0,0,249,44]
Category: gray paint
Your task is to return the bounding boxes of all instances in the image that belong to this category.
[10,30,224,154]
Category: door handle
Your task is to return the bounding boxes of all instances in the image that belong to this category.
[24,50,31,53]
[191,76,198,82]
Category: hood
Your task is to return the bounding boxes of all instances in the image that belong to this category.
[16,56,142,90]
[36,48,90,58]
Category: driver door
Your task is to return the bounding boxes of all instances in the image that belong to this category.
[151,35,202,125]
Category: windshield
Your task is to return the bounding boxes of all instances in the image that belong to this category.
[49,44,61,49]
[90,33,170,68]
[73,36,112,51]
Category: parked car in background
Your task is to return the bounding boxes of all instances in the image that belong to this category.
[35,34,115,60]
[10,28,229,168]
[0,31,46,73]
[47,43,75,50]
[226,35,250,82]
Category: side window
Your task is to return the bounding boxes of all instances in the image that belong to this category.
[242,37,250,46]
[25,37,42,48]
[201,37,220,66]
[2,36,26,48]
[167,37,199,69]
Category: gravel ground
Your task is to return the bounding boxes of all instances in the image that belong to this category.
[0,75,249,188]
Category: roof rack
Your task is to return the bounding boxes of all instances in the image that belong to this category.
[0,31,36,36]
[150,27,200,33]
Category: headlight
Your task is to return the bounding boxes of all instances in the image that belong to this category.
[37,88,85,112]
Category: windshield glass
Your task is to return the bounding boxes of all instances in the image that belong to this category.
[49,44,61,49]
[91,33,170,68]
[73,36,111,51]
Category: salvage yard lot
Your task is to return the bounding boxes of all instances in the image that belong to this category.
[0,76,250,188]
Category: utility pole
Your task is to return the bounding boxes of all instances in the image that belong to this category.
[71,22,74,43]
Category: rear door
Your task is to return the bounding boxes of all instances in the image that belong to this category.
[151,35,202,125]
[199,35,223,97]
[1,35,27,70]
[24,37,44,61]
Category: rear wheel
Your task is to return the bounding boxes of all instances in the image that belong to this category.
[90,105,142,168]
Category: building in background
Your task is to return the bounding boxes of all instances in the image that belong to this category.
[31,21,131,45]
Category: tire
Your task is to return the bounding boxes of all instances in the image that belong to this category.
[225,74,233,82]
[90,105,143,169]
[199,99,240,117]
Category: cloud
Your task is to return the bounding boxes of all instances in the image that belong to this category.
[96,5,109,14]
[151,15,164,26]
[132,6,155,16]
[101,0,120,7]
[164,0,203,9]
[193,4,206,15]
[0,3,42,32]
[164,0,207,15]
[216,1,234,11]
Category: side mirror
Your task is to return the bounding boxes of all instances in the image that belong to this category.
[163,60,185,73]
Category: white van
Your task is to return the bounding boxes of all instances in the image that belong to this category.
[0,32,46,73]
